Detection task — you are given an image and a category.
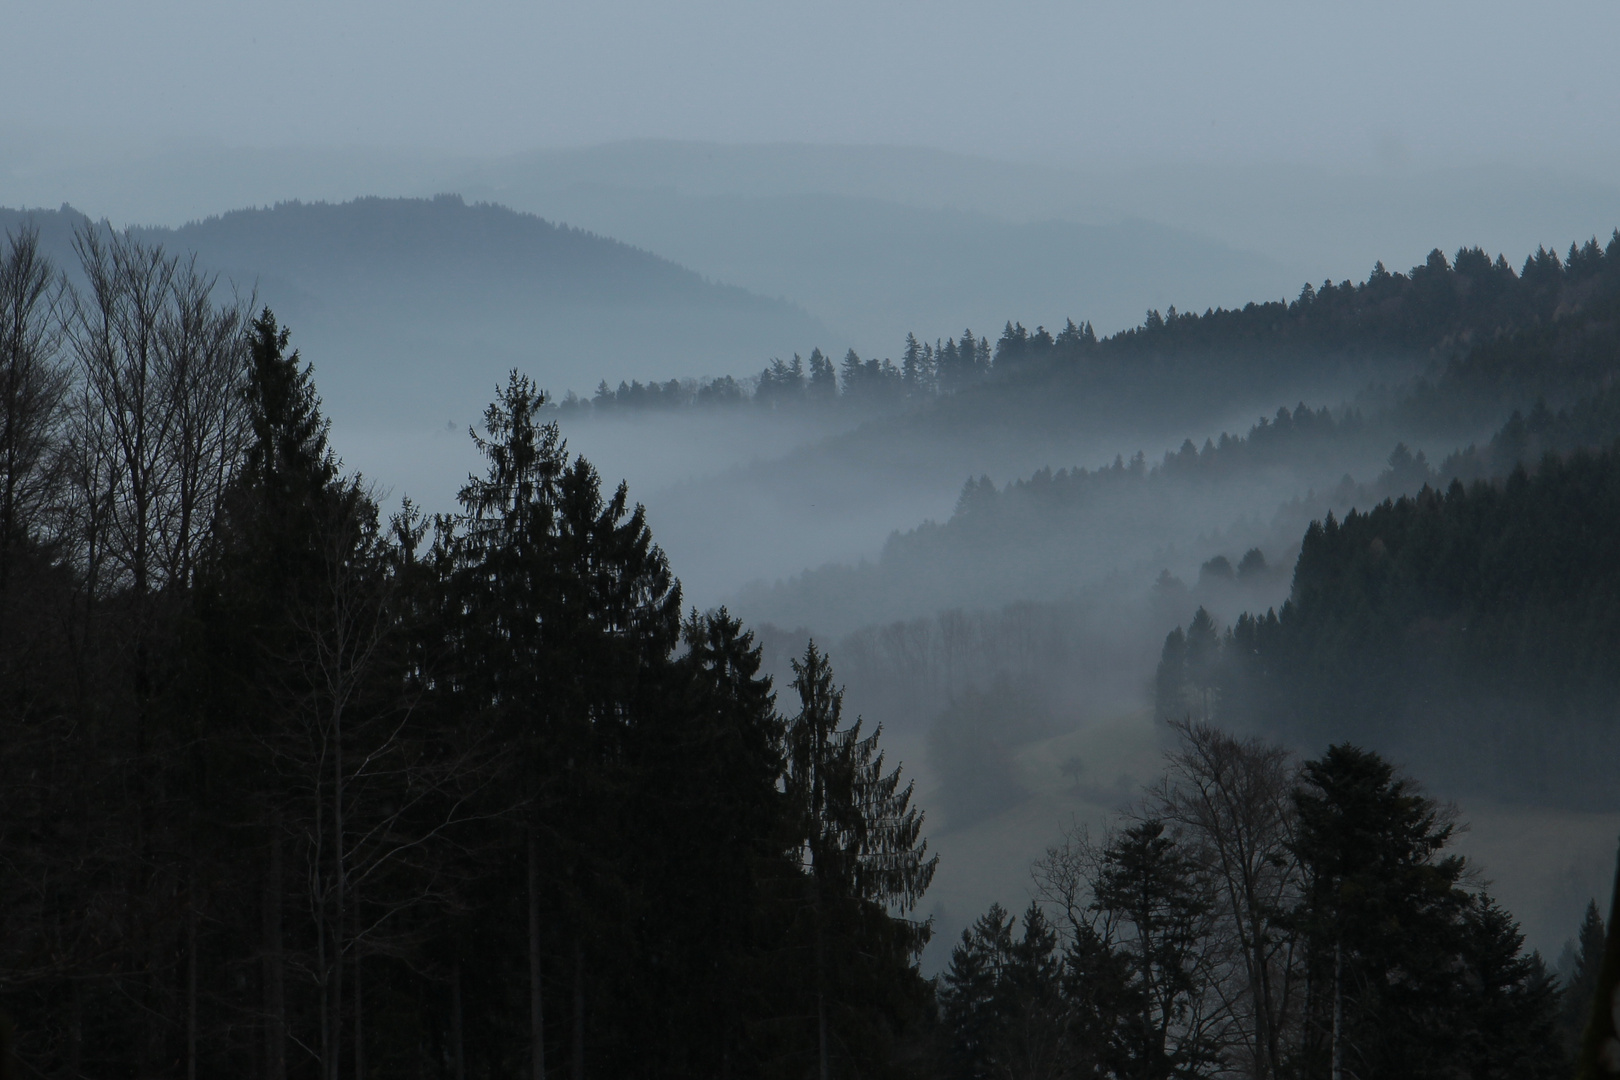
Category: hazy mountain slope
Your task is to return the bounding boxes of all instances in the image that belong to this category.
[462,183,1301,344]
[462,142,1620,273]
[144,195,741,305]
[10,134,1619,347]
[461,144,1620,329]
[458,140,1094,213]
[0,198,825,492]
[730,409,1388,636]
[604,235,1604,615]
[11,135,1620,275]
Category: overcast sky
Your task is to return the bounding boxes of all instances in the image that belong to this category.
[6,0,1618,174]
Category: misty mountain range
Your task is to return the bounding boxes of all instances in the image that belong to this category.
[12,5,1620,1071]
[0,197,822,426]
[12,136,1620,286]
[6,165,1620,970]
[462,184,1296,346]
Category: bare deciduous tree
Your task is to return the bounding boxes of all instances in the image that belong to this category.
[0,225,77,1058]
[65,226,249,604]
[0,224,69,604]
[264,489,485,1080]
[35,223,254,1075]
[1148,720,1304,1080]
[154,254,251,590]
[1029,721,1305,1078]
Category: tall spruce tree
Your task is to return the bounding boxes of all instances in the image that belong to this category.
[785,642,936,1079]
[940,902,1069,1080]
[1563,901,1608,1059]
[202,309,408,1080]
[632,609,788,1073]
[1453,895,1563,1079]
[1289,745,1470,1080]
[447,369,683,1077]
[240,307,342,1080]
[1576,842,1620,1080]
[1093,821,1221,1080]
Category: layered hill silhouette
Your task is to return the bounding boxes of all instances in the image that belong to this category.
[0,196,824,428]
[473,182,1300,347]
[142,195,769,307]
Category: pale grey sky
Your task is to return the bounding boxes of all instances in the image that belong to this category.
[6,0,1619,173]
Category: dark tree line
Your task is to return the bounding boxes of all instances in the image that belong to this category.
[556,229,1620,441]
[937,724,1564,1080]
[971,231,1620,440]
[558,331,996,417]
[0,225,936,1079]
[1439,385,1620,483]
[1156,437,1620,809]
[1038,233,1620,418]
[945,402,1360,526]
[739,229,1620,642]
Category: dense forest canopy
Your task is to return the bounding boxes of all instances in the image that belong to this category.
[738,228,1620,724]
[0,225,931,1078]
[562,231,1620,433]
[1158,442,1620,810]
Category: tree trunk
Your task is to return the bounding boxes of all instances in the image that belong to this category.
[1247,909,1276,1080]
[1331,939,1344,1080]
[330,704,346,1080]
[452,960,467,1080]
[315,801,330,1080]
[572,940,584,1080]
[815,882,829,1080]
[187,878,198,1080]
[70,976,83,1077]
[354,935,364,1080]
[528,830,546,1080]
[817,987,829,1080]
[264,808,286,1080]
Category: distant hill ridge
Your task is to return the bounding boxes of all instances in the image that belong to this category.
[140,194,765,304]
[0,195,788,310]
[0,195,825,410]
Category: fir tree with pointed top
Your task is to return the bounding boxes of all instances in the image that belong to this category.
[785,641,936,1079]
[1562,900,1608,1058]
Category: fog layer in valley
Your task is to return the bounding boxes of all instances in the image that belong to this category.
[10,4,1620,1070]
[6,142,1619,977]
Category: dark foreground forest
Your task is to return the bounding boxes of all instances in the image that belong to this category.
[0,225,934,1078]
[4,220,1620,1079]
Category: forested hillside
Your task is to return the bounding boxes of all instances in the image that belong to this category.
[1146,241,1620,809]
[739,230,1620,643]
[1159,442,1620,809]
[569,230,1620,438]
[738,404,1389,632]
[559,232,1620,620]
[720,230,1620,981]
